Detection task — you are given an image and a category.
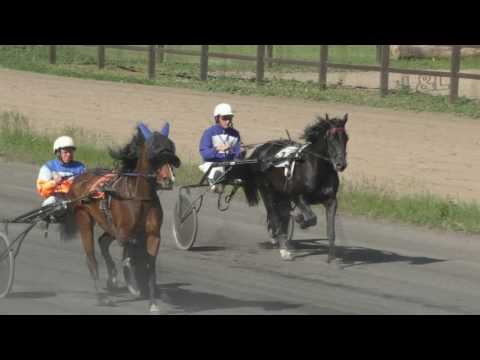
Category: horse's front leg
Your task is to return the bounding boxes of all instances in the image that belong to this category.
[292,195,317,229]
[75,207,114,306]
[324,197,338,264]
[145,206,162,313]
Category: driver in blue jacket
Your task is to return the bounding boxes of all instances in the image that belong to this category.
[199,103,242,192]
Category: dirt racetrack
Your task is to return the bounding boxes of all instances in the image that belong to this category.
[1,68,480,202]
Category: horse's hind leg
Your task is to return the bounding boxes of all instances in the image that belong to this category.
[98,232,118,292]
[259,187,294,260]
[258,186,281,247]
[275,193,296,261]
[75,208,114,306]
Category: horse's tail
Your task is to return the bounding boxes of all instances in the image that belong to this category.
[240,166,260,207]
[58,209,79,242]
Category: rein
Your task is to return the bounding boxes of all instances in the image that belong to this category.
[243,126,346,164]
[120,172,157,179]
[117,172,156,201]
[262,140,333,163]
[90,171,156,202]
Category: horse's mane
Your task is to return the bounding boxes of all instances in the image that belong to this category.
[300,115,346,143]
[109,129,144,172]
[108,127,180,172]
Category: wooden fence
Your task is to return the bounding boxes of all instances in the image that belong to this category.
[47,45,480,103]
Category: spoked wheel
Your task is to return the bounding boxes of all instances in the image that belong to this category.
[0,232,15,298]
[173,192,198,250]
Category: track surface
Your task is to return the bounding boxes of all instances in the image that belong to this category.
[2,161,480,314]
[1,68,480,202]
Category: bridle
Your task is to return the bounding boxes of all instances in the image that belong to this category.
[97,163,175,202]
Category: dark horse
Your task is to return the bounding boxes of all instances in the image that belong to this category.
[241,114,349,263]
[66,123,180,312]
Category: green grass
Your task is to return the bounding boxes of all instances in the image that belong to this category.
[0,111,204,185]
[0,111,115,167]
[2,46,480,119]
[338,178,480,234]
[2,110,480,235]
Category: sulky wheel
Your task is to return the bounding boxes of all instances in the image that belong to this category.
[0,232,15,298]
[172,192,198,250]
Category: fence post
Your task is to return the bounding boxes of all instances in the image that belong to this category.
[148,45,156,80]
[97,45,105,69]
[49,45,57,65]
[450,45,461,103]
[256,45,265,85]
[266,45,274,68]
[380,45,390,96]
[200,45,209,81]
[319,45,329,89]
[376,45,382,64]
[157,45,165,63]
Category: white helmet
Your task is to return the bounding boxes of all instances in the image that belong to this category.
[213,103,234,118]
[53,136,76,153]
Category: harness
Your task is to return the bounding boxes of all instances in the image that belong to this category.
[269,127,346,191]
[273,143,311,180]
[87,171,158,226]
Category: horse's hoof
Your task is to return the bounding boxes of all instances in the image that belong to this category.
[149,303,161,313]
[269,238,280,248]
[270,238,279,246]
[280,249,294,261]
[107,277,118,292]
[259,240,279,249]
[293,213,304,225]
[98,296,115,307]
[327,258,343,270]
[127,284,141,297]
[284,240,296,250]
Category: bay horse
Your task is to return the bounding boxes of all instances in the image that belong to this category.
[241,114,349,263]
[66,123,180,312]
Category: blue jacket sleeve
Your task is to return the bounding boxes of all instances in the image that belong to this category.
[199,129,220,161]
[232,133,241,159]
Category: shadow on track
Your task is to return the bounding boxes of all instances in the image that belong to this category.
[115,282,301,313]
[289,239,446,267]
[7,291,57,299]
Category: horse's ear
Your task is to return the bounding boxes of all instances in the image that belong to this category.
[160,122,170,138]
[325,113,329,121]
[138,122,153,139]
[343,113,348,125]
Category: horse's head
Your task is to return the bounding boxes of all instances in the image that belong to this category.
[145,131,181,190]
[109,122,181,190]
[302,113,349,172]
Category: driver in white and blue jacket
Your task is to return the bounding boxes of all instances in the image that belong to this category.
[199,103,242,191]
[36,136,86,207]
